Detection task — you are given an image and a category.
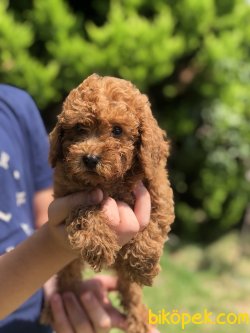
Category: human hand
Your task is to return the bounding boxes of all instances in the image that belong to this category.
[102,182,151,246]
[47,189,103,253]
[50,275,126,333]
[50,275,159,333]
[47,182,151,255]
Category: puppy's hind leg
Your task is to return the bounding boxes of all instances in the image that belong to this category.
[57,258,83,294]
[40,259,83,325]
[118,273,150,333]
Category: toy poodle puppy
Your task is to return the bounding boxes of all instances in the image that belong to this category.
[47,74,174,333]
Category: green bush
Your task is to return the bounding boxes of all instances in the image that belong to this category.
[0,0,59,107]
[1,0,250,241]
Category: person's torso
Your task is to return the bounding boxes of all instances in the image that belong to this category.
[0,86,52,333]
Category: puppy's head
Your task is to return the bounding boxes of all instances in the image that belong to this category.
[49,74,169,186]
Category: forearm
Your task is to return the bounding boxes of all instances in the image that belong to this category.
[0,223,74,319]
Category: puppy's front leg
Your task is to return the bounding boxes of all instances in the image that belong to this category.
[117,220,165,286]
[66,205,120,271]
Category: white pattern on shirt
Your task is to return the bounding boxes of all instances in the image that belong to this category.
[16,191,26,206]
[0,210,12,222]
[0,151,10,170]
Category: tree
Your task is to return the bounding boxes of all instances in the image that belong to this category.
[1,0,250,241]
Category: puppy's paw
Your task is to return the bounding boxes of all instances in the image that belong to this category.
[67,208,120,271]
[127,310,150,333]
[118,249,160,286]
[117,229,163,286]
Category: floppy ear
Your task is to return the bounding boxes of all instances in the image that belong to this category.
[48,123,64,168]
[138,107,169,181]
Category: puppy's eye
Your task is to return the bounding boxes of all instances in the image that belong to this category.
[112,126,123,137]
[75,124,87,134]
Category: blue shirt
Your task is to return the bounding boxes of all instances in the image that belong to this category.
[0,85,53,333]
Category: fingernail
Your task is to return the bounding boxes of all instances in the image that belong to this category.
[90,189,103,204]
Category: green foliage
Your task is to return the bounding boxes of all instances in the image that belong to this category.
[86,1,184,87]
[0,0,59,107]
[1,0,250,241]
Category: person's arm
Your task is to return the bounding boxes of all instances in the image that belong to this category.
[0,189,103,320]
[33,187,58,302]
[33,187,53,229]
[0,182,150,320]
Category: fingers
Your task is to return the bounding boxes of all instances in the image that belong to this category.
[101,183,151,246]
[116,201,140,246]
[103,304,127,330]
[51,292,95,333]
[50,294,74,333]
[102,199,139,246]
[83,275,118,304]
[80,276,127,330]
[80,292,126,330]
[49,189,103,225]
[63,293,94,333]
[133,182,151,230]
[101,197,120,227]
[93,275,118,292]
[81,292,112,333]
[51,287,127,333]
[79,275,118,309]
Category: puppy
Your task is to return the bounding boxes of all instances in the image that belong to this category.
[47,74,174,333]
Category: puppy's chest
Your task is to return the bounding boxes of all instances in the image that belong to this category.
[54,164,136,207]
[105,187,135,208]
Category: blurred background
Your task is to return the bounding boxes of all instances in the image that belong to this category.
[1,0,250,331]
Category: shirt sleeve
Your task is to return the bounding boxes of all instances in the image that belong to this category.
[0,84,53,192]
[22,94,53,191]
[20,91,53,191]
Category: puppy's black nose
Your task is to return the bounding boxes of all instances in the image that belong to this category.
[82,154,100,169]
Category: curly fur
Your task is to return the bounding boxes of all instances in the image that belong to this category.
[42,74,174,333]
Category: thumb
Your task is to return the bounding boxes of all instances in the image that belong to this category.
[48,189,103,225]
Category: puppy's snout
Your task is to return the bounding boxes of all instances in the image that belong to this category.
[82,154,100,169]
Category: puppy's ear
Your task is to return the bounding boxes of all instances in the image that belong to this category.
[49,123,64,168]
[138,105,169,181]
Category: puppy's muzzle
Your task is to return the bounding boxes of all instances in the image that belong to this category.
[82,154,100,170]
